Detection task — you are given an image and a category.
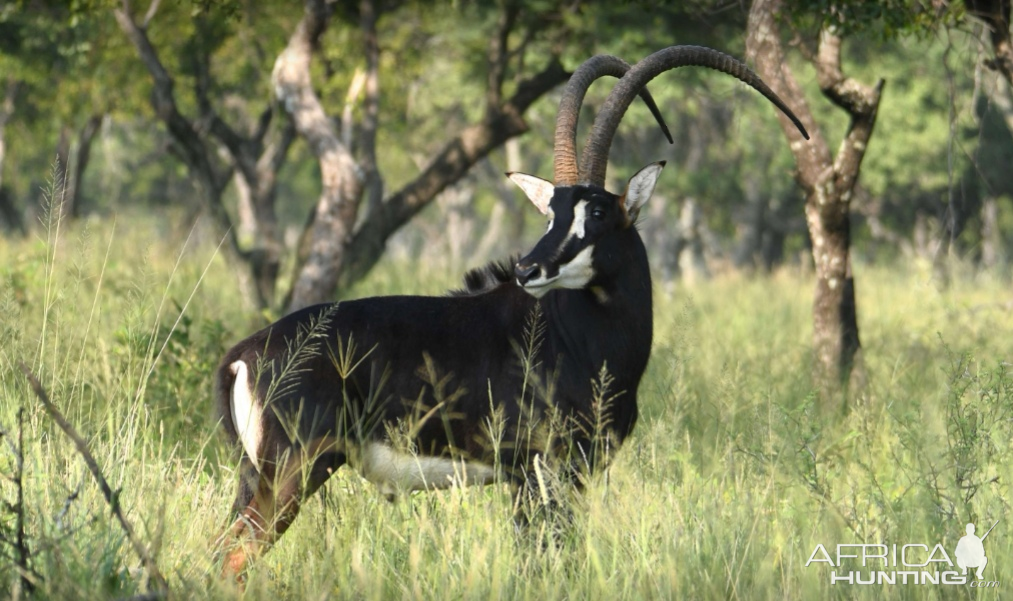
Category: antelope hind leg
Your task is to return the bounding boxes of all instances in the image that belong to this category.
[218,445,345,583]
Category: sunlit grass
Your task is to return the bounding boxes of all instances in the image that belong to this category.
[1,211,1011,599]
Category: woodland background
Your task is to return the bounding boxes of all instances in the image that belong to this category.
[2,1,1010,302]
[2,1,1013,599]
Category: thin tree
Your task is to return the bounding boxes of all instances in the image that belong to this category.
[746,0,885,403]
[114,0,295,309]
[0,78,22,233]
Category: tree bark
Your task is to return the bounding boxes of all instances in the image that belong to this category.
[274,0,365,311]
[232,169,257,242]
[967,0,1013,85]
[113,4,237,241]
[335,59,568,293]
[0,78,16,193]
[674,198,711,283]
[115,1,295,309]
[747,0,883,404]
[61,114,103,220]
[358,0,383,226]
[0,79,24,234]
[193,13,296,308]
[281,0,568,310]
[981,196,1002,269]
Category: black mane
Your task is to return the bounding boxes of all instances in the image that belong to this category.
[450,257,517,296]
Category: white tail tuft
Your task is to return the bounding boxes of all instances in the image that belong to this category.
[230,360,263,471]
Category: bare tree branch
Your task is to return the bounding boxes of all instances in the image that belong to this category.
[486,1,520,115]
[142,0,161,29]
[967,0,1013,84]
[118,2,297,308]
[192,15,249,179]
[61,114,104,220]
[814,29,885,197]
[282,0,568,306]
[338,58,569,289]
[0,77,19,193]
[18,361,169,596]
[340,68,366,149]
[746,3,830,194]
[113,4,236,228]
[358,0,383,222]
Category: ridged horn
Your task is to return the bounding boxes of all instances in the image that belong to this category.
[553,55,674,186]
[579,45,810,187]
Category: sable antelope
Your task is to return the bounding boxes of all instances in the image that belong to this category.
[215,47,808,579]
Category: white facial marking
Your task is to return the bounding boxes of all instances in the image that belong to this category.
[359,442,496,496]
[523,200,590,296]
[556,244,595,288]
[230,360,263,471]
[569,200,588,240]
[520,244,596,298]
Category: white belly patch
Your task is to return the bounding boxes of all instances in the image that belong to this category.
[359,442,496,496]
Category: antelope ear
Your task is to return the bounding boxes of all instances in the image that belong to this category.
[507,172,555,215]
[621,161,666,222]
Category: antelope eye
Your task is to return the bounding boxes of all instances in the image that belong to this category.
[591,208,606,220]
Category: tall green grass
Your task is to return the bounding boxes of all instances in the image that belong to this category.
[1,209,1011,599]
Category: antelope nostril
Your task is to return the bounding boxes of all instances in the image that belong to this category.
[514,262,539,284]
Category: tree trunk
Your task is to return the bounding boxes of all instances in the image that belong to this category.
[233,170,257,243]
[981,196,1002,269]
[0,186,22,233]
[0,78,25,234]
[748,0,883,404]
[274,0,366,311]
[806,187,863,398]
[0,78,16,193]
[334,70,566,294]
[675,198,711,284]
[968,0,1013,86]
[245,152,288,307]
[240,119,296,308]
[192,12,295,309]
[115,3,295,310]
[734,174,766,270]
[357,0,383,229]
[280,0,568,311]
[65,114,103,219]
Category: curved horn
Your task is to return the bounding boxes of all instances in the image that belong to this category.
[554,55,674,186]
[579,46,810,187]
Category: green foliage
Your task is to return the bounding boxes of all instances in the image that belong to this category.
[0,0,1009,268]
[849,32,976,195]
[787,0,963,40]
[4,2,1013,596]
[2,212,1012,598]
